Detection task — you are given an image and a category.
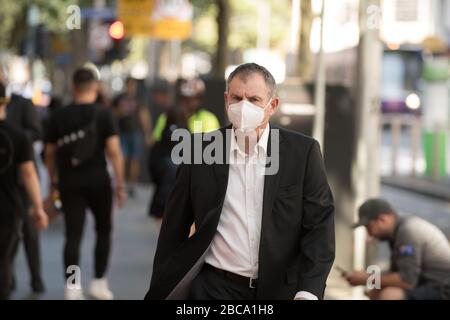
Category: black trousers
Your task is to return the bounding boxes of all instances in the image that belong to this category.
[11,191,43,290]
[189,266,257,300]
[0,217,19,300]
[59,169,113,279]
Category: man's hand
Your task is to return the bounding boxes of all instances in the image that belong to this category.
[344,270,368,286]
[115,186,127,207]
[50,183,59,200]
[32,207,49,230]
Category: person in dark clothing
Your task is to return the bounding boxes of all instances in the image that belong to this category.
[41,96,63,133]
[147,81,176,221]
[44,68,126,300]
[95,83,111,108]
[112,77,153,198]
[145,63,335,300]
[4,78,45,294]
[0,82,48,300]
[148,104,187,225]
[6,94,42,142]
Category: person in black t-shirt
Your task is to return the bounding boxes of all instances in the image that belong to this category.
[4,75,46,295]
[0,82,48,300]
[44,68,126,300]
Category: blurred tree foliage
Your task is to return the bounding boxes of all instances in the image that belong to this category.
[191,0,217,54]
[229,0,291,50]
[298,0,313,81]
[191,0,291,54]
[0,0,107,52]
[191,0,291,78]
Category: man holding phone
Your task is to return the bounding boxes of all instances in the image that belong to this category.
[345,198,450,300]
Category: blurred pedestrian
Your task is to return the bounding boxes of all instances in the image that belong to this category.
[177,77,220,133]
[1,67,46,294]
[44,68,126,300]
[41,96,63,135]
[345,198,450,300]
[95,82,112,108]
[145,63,335,300]
[112,77,153,198]
[147,80,180,224]
[0,81,48,300]
[148,78,219,226]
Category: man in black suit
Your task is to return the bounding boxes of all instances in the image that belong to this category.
[145,63,335,300]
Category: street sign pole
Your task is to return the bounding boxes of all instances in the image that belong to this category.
[312,0,326,149]
[354,0,382,279]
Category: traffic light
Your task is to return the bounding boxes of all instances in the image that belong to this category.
[109,21,124,40]
[103,20,129,64]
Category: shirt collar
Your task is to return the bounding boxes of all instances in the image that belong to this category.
[256,124,270,155]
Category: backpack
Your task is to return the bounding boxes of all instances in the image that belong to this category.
[56,108,99,168]
[0,127,14,174]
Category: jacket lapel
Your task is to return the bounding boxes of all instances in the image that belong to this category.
[212,125,231,214]
[259,127,285,270]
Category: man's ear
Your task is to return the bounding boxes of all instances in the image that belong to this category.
[269,97,280,116]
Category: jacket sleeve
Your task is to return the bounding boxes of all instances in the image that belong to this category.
[148,162,194,288]
[297,140,335,299]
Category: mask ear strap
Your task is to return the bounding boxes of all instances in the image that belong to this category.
[265,97,273,109]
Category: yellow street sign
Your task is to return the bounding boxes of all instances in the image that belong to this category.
[118,0,192,40]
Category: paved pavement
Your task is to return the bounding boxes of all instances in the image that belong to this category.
[11,186,158,300]
[382,175,450,202]
[11,181,450,300]
[10,140,450,300]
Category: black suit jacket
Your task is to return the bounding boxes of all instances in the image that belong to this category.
[145,125,335,300]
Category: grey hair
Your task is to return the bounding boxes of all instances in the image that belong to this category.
[226,63,277,97]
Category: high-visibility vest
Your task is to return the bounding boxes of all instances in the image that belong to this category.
[187,109,220,133]
[152,108,220,142]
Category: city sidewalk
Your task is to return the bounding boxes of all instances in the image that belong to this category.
[381,175,450,202]
[11,185,158,300]
[11,179,450,300]
[12,182,363,300]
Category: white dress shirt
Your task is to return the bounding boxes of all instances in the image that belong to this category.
[204,125,317,300]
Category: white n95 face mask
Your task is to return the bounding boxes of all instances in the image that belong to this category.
[227,99,271,132]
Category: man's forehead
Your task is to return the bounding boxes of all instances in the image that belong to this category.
[228,73,270,97]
